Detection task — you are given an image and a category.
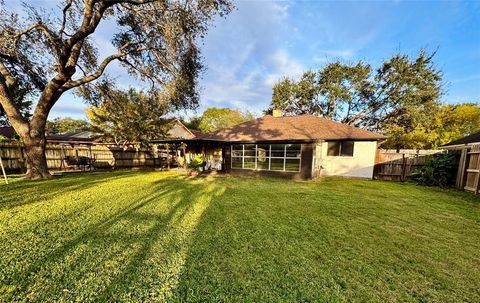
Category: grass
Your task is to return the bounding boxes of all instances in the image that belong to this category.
[0,171,479,302]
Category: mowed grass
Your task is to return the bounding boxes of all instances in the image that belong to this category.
[0,171,479,302]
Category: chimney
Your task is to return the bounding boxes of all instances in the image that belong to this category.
[272,109,283,117]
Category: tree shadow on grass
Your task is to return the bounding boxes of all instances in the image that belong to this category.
[4,174,226,302]
[0,171,139,210]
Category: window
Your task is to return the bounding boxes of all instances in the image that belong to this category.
[231,143,301,172]
[327,141,355,157]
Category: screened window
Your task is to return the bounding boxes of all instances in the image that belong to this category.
[230,143,301,172]
[327,141,355,157]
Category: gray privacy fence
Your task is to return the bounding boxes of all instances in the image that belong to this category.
[0,142,172,173]
[374,149,444,181]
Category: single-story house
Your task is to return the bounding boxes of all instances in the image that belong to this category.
[155,113,387,179]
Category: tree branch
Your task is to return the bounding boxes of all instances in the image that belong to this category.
[62,52,127,90]
[0,61,16,88]
[59,0,74,39]
[62,44,149,90]
[14,22,61,60]
[0,73,28,133]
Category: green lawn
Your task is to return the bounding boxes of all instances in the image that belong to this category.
[0,171,479,302]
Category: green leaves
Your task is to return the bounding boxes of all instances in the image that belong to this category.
[411,154,457,187]
[266,50,444,140]
[45,117,90,135]
[87,88,171,146]
[197,108,254,133]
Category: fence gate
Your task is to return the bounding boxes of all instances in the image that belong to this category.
[459,144,480,194]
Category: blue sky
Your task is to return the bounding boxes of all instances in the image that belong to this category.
[6,0,480,120]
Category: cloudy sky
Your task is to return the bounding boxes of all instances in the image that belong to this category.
[5,0,480,120]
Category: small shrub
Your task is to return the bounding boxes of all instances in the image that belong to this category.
[411,153,456,188]
[187,154,205,171]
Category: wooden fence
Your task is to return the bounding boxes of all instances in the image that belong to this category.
[456,144,480,194]
[374,149,443,181]
[0,142,176,173]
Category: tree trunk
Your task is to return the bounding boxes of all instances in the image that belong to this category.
[23,134,51,179]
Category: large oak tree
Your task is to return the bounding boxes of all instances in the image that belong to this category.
[0,0,231,179]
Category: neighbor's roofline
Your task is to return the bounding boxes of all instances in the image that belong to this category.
[439,143,478,150]
[170,118,196,138]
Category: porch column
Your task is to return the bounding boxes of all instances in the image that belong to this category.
[182,143,187,169]
[166,143,170,170]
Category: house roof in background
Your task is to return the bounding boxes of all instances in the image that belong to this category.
[199,115,387,142]
[167,119,197,140]
[442,130,480,148]
[47,130,99,143]
[0,126,15,139]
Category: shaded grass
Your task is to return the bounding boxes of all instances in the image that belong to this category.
[0,172,479,302]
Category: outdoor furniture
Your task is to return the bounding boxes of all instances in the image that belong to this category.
[64,155,95,171]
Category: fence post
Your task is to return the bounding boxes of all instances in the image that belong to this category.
[401,153,406,182]
[475,146,480,195]
[456,149,468,190]
[0,153,8,184]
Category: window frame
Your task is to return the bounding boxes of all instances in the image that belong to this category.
[230,143,302,172]
[326,140,355,157]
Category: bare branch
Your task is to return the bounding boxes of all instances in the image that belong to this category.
[13,22,62,66]
[63,43,149,90]
[62,52,127,90]
[59,0,74,39]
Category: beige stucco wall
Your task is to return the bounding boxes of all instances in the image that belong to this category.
[319,141,377,178]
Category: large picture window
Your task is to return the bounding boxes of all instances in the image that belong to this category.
[327,141,355,157]
[231,144,301,172]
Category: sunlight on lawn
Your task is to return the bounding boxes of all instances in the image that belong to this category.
[0,171,479,302]
[0,172,225,302]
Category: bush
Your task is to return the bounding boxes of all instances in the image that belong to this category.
[411,153,456,188]
[187,154,204,171]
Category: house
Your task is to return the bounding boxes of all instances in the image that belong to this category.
[166,119,197,140]
[155,113,387,179]
[47,130,99,144]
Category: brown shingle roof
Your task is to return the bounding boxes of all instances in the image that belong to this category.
[442,130,480,147]
[199,115,387,142]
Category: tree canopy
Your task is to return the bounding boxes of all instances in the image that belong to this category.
[194,107,255,133]
[266,50,443,132]
[87,88,172,145]
[383,102,480,149]
[45,117,90,135]
[265,50,471,149]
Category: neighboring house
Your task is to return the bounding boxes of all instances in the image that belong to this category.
[47,130,99,144]
[154,113,387,179]
[167,119,197,140]
[0,126,15,139]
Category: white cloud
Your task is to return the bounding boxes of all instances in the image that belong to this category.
[264,49,305,87]
[199,1,303,115]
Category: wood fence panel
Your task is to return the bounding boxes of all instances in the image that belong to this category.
[374,149,441,181]
[0,142,164,172]
[463,144,480,194]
